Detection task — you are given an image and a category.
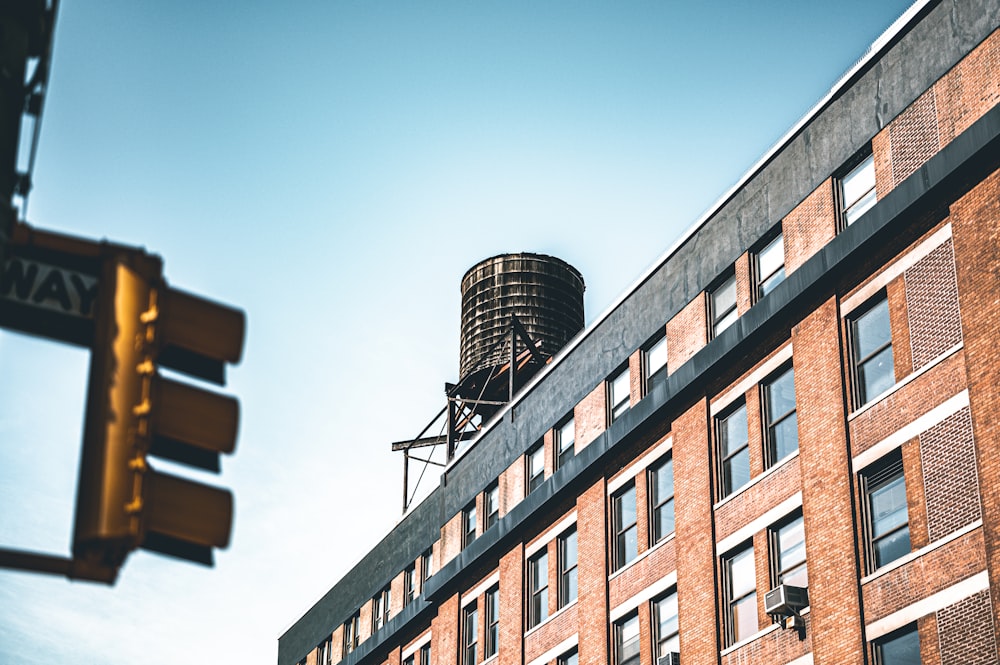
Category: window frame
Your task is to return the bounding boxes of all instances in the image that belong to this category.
[372,584,391,633]
[872,623,921,664]
[716,400,750,499]
[611,483,638,571]
[420,549,433,586]
[484,481,499,532]
[849,293,895,407]
[709,272,738,339]
[342,611,360,658]
[652,589,680,660]
[753,228,786,301]
[554,415,575,471]
[769,511,808,590]
[462,602,478,665]
[643,332,668,395]
[838,147,877,229]
[558,527,578,608]
[462,502,477,550]
[403,563,416,607]
[722,542,758,647]
[484,585,499,659]
[649,455,675,545]
[527,549,549,628]
[761,363,798,467]
[861,450,911,573]
[526,441,545,494]
[608,364,631,423]
[613,611,640,665]
[419,643,431,665]
[557,647,579,665]
[317,637,333,665]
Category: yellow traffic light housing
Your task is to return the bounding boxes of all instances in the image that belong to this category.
[72,249,244,579]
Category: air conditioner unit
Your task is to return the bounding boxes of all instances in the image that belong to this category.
[657,652,680,665]
[764,584,809,617]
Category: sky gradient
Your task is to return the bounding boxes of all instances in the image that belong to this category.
[1,2,915,663]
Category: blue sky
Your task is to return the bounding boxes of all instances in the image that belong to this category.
[1,2,915,663]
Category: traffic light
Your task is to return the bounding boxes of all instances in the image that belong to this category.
[72,249,244,580]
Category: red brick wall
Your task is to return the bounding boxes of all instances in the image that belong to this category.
[575,383,606,451]
[734,252,754,315]
[673,398,719,664]
[782,179,836,275]
[501,453,525,519]
[667,295,707,372]
[905,238,963,371]
[792,297,864,665]
[432,593,460,665]
[950,166,1000,641]
[937,588,999,664]
[862,527,987,622]
[847,350,966,457]
[921,407,982,541]
[577,478,609,664]
[523,604,577,663]
[714,457,801,543]
[608,541,676,609]
[934,28,1000,145]
[498,546,524,665]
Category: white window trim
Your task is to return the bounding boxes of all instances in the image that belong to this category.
[852,388,968,470]
[711,343,794,415]
[607,434,673,494]
[841,222,952,315]
[462,571,499,608]
[713,449,799,511]
[525,634,578,665]
[523,597,578,638]
[860,520,982,585]
[865,569,989,639]
[716,492,803,555]
[848,342,963,420]
[525,511,577,558]
[783,655,814,665]
[401,631,432,661]
[609,571,677,622]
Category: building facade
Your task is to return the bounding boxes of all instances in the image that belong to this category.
[279,1,1000,663]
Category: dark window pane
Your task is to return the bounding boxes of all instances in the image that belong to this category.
[877,625,921,664]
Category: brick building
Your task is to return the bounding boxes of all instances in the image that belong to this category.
[279,1,1000,663]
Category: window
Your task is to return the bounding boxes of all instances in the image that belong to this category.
[644,333,668,394]
[649,456,675,544]
[421,549,433,583]
[372,584,391,632]
[873,624,921,664]
[404,656,415,665]
[841,152,877,227]
[717,401,750,498]
[463,502,477,549]
[462,602,478,665]
[850,295,894,406]
[484,482,499,531]
[317,637,333,665]
[484,585,499,658]
[404,563,416,607]
[419,643,431,665]
[612,484,638,571]
[653,590,680,659]
[527,442,545,494]
[555,416,575,470]
[528,550,549,628]
[557,648,578,665]
[771,513,807,588]
[614,612,640,665]
[724,544,757,646]
[755,231,785,299]
[558,528,578,608]
[342,612,360,658]
[710,273,738,338]
[608,365,631,423]
[762,365,797,465]
[862,451,910,571]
